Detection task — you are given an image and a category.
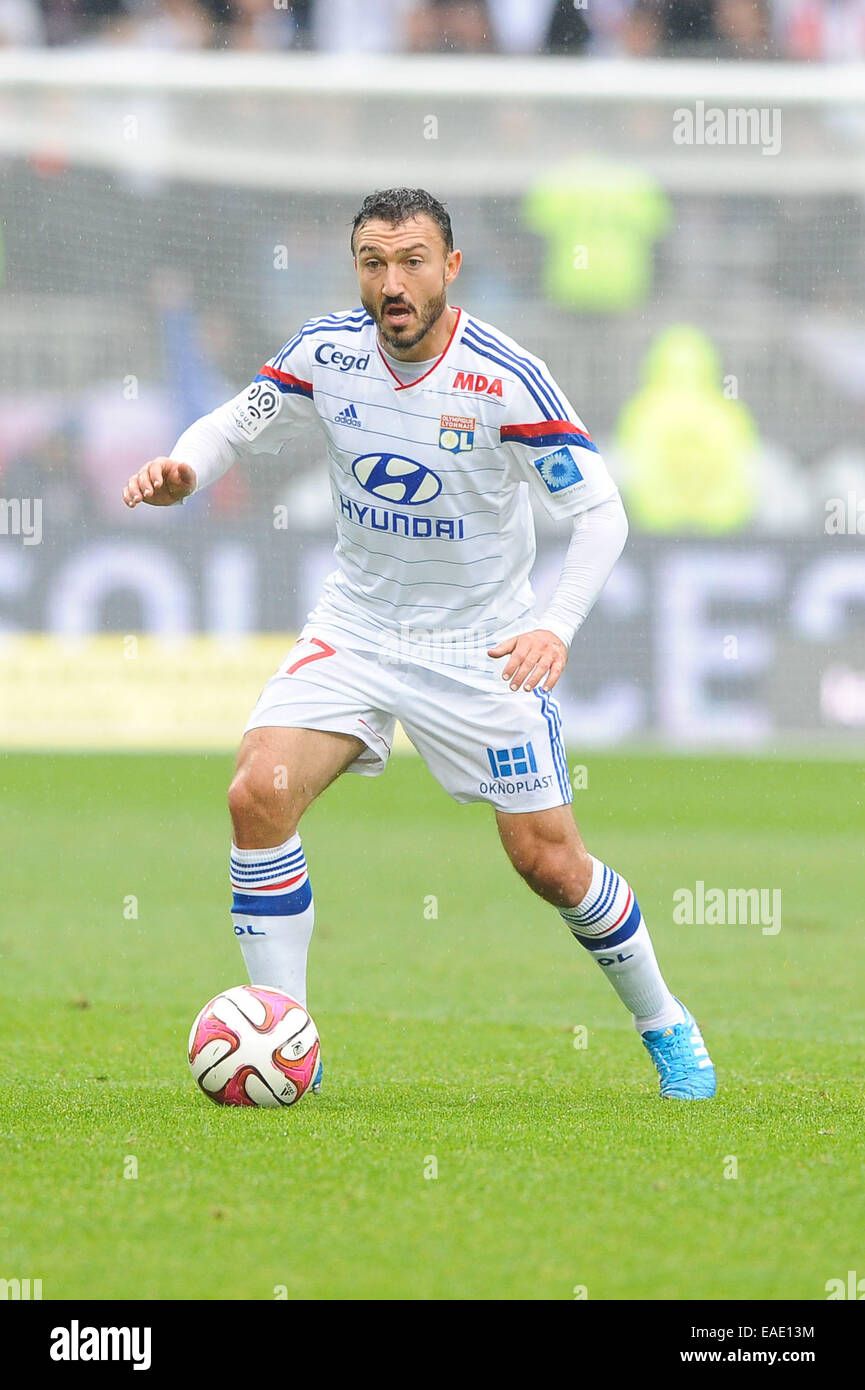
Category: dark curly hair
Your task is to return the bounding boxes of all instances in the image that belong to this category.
[350,188,453,255]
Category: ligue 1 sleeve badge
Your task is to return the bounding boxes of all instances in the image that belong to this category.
[439,414,475,453]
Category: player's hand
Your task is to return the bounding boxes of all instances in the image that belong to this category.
[122,458,197,508]
[488,629,568,693]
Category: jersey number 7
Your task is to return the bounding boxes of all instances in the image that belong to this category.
[284,637,336,676]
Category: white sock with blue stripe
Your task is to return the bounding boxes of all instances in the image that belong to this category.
[230,835,314,1008]
[559,857,685,1033]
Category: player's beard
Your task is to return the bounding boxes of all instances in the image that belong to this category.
[366,281,448,355]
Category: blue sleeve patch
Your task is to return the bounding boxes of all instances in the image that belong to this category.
[533,446,586,494]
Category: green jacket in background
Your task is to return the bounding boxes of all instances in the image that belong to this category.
[616,325,759,533]
[524,161,671,313]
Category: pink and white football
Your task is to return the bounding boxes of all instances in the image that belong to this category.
[188,985,320,1107]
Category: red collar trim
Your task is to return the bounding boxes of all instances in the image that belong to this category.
[376,307,462,391]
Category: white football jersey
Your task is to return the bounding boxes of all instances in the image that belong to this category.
[187,306,618,669]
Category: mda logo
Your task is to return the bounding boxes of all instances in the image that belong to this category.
[352,453,442,505]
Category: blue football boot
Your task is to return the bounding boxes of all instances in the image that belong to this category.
[311,1057,323,1095]
[640,1001,716,1099]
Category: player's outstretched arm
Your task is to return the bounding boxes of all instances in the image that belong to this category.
[122,457,197,508]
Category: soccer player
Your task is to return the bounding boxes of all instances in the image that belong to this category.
[123,188,715,1100]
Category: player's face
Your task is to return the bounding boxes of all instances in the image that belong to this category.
[353,216,461,356]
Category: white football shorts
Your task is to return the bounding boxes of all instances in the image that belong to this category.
[244,629,573,814]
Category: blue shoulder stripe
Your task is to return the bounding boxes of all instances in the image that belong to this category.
[463,333,553,423]
[466,321,570,418]
[274,309,373,369]
[463,323,569,421]
[275,310,371,366]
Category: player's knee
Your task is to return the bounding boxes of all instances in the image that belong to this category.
[227,767,298,841]
[227,771,261,832]
[509,835,590,907]
[527,858,582,906]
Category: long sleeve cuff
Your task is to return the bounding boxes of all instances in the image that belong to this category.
[169,403,241,493]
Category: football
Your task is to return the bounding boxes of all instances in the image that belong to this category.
[188,985,320,1107]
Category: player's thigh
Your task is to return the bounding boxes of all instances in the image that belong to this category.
[231,725,365,821]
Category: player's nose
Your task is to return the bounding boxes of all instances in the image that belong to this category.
[382,270,406,299]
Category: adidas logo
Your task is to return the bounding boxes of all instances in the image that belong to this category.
[334,404,361,427]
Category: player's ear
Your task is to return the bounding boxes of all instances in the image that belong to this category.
[445,249,462,285]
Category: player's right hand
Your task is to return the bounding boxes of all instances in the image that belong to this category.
[122,457,197,508]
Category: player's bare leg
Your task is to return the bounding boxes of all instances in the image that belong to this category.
[229,725,364,848]
[496,805,716,1099]
[495,804,592,907]
[226,727,364,1045]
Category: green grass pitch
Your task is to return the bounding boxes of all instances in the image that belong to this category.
[1,750,862,1301]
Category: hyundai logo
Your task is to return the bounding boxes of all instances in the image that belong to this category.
[351,453,442,505]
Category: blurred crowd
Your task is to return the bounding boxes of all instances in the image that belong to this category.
[1,0,864,60]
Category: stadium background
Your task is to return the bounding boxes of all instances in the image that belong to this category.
[1,1,864,751]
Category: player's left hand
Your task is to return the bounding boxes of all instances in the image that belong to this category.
[488,629,568,693]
